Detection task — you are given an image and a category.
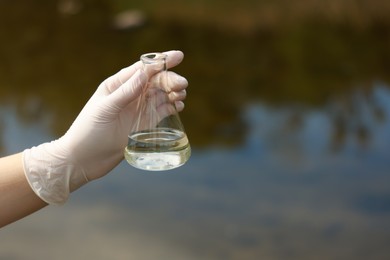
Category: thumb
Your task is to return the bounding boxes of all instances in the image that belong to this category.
[106,69,148,109]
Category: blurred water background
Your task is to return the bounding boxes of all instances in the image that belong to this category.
[1,0,390,259]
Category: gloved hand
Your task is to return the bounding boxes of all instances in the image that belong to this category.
[22,50,188,205]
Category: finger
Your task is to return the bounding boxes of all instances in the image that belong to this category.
[169,89,186,102]
[102,50,184,95]
[152,71,188,92]
[168,73,188,92]
[156,100,186,120]
[163,50,184,69]
[106,69,147,110]
[142,51,184,78]
[103,61,143,94]
[175,101,185,112]
[145,87,186,110]
[145,89,171,109]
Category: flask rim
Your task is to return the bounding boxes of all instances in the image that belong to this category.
[140,52,167,64]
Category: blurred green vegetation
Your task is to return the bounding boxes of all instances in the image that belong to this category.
[0,0,389,148]
[112,0,390,31]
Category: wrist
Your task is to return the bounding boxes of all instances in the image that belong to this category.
[22,140,89,205]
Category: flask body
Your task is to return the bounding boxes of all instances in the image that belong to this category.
[124,53,191,171]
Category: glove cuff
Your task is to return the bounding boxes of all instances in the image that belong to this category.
[22,141,89,205]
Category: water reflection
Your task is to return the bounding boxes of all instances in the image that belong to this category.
[3,85,390,259]
[1,0,390,259]
[1,0,389,148]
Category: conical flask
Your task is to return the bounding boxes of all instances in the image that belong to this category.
[124,52,191,171]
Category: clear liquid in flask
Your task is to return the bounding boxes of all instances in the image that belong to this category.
[124,128,191,171]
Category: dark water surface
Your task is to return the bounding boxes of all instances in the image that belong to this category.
[1,1,390,259]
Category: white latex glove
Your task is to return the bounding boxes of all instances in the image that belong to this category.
[22,50,187,205]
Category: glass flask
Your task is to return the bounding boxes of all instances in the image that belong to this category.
[124,52,191,171]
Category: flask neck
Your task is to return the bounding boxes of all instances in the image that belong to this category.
[141,53,167,72]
